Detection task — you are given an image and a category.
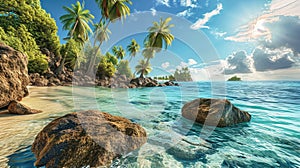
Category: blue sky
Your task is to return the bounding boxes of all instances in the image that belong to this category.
[40,0,300,81]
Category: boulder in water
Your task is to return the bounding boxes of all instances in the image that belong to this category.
[8,100,42,115]
[31,110,147,167]
[181,98,251,127]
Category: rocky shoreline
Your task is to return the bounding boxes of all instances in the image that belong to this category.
[29,71,179,88]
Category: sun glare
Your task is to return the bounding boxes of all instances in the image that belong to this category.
[253,19,266,35]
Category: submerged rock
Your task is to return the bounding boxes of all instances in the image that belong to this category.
[8,100,42,115]
[0,43,29,108]
[182,98,251,127]
[31,110,147,168]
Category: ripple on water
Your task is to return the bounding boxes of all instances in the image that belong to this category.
[1,82,300,167]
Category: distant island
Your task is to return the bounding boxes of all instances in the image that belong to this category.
[154,67,193,82]
[228,76,242,81]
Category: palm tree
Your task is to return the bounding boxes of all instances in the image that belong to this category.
[135,59,152,78]
[144,17,174,63]
[85,0,132,76]
[60,1,94,42]
[56,1,94,75]
[95,0,132,22]
[135,17,174,78]
[112,46,125,60]
[86,21,111,75]
[126,39,140,61]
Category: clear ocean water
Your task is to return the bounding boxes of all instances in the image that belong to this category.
[1,81,299,167]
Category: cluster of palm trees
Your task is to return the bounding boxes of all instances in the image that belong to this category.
[57,0,174,79]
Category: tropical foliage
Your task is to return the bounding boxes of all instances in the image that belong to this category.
[174,67,193,81]
[61,39,84,70]
[112,45,125,60]
[137,17,174,78]
[60,1,94,43]
[0,0,60,55]
[105,52,118,65]
[0,25,48,74]
[97,56,116,79]
[127,39,140,61]
[117,60,133,78]
[228,76,242,81]
[135,59,152,78]
[57,1,94,74]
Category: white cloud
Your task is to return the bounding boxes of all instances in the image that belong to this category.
[156,0,170,7]
[210,29,227,38]
[161,62,170,69]
[150,8,157,16]
[225,0,300,42]
[224,51,253,74]
[176,9,193,17]
[190,3,223,30]
[223,46,297,74]
[180,0,197,8]
[188,59,197,65]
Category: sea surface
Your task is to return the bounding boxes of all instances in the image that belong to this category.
[0,81,299,168]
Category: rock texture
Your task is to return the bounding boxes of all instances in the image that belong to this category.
[182,98,251,127]
[8,100,42,115]
[130,77,179,88]
[31,110,147,168]
[0,43,29,108]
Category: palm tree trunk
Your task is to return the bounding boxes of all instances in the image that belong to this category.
[55,56,66,75]
[86,21,111,76]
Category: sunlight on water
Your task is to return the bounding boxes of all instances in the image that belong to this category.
[0,82,299,167]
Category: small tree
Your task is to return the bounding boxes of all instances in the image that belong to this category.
[117,60,133,79]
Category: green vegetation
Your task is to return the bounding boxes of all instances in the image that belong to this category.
[86,0,132,76]
[97,56,116,79]
[0,0,60,55]
[174,67,192,81]
[61,39,83,70]
[228,76,242,81]
[127,39,140,61]
[57,1,94,74]
[117,60,133,78]
[0,0,61,73]
[112,46,125,60]
[135,59,152,78]
[0,0,178,84]
[136,17,175,78]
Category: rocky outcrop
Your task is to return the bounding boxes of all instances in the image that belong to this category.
[182,98,251,127]
[129,77,179,88]
[0,43,29,108]
[31,110,147,168]
[8,100,42,115]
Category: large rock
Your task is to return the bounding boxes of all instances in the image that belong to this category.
[31,110,147,168]
[0,43,29,108]
[8,100,42,115]
[182,98,251,127]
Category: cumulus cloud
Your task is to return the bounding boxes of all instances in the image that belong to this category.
[223,47,297,74]
[263,16,300,53]
[190,3,223,29]
[225,0,300,42]
[224,51,253,74]
[253,47,295,71]
[161,62,170,69]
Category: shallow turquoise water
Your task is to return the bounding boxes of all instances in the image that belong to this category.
[3,81,300,167]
